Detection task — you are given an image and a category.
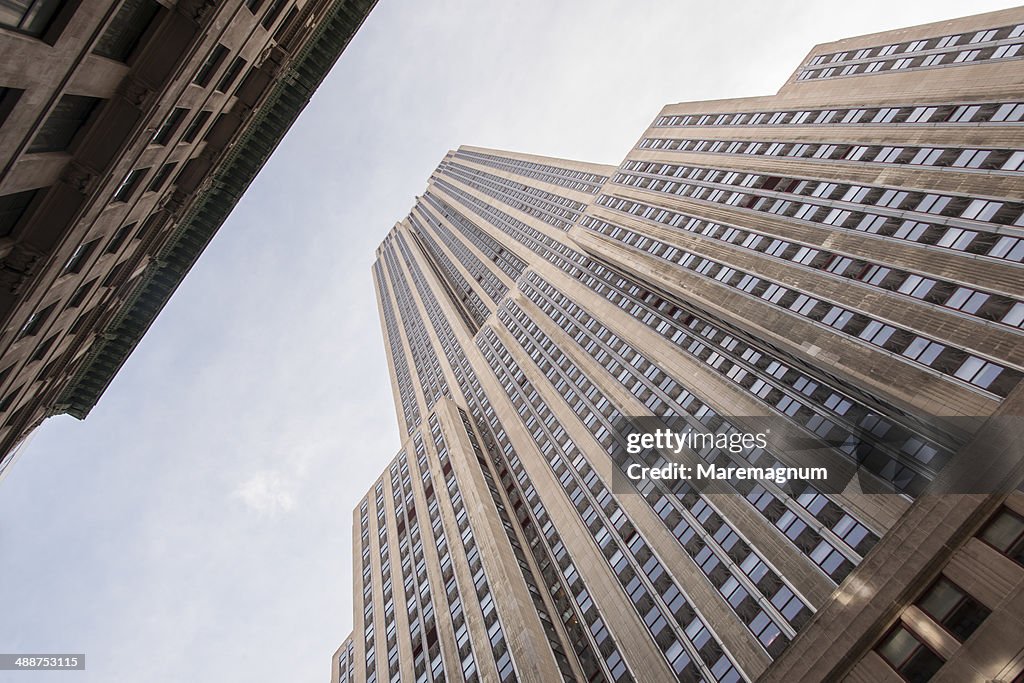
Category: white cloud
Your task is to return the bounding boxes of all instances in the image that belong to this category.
[233,471,296,515]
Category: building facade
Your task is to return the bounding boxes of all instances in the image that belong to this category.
[338,7,1024,682]
[0,0,377,479]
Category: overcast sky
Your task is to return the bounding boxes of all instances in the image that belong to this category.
[0,1,1019,681]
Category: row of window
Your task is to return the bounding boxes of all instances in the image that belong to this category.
[808,24,1024,66]
[358,496,377,683]
[380,236,449,413]
[872,505,1024,682]
[452,149,608,195]
[429,414,518,682]
[2,0,159,59]
[437,156,948,433]
[653,101,1024,129]
[456,407,583,682]
[408,212,491,331]
[589,194,1024,331]
[615,160,1024,260]
[389,454,446,682]
[582,208,1020,400]
[413,203,505,305]
[479,328,742,682]
[438,161,586,231]
[638,136,1024,174]
[372,261,421,434]
[391,240,613,682]
[497,296,812,656]
[801,22,1024,79]
[517,274,877,583]
[421,192,527,281]
[435,165,948,465]
[375,484,401,683]
[433,168,954,484]
[413,431,481,683]
[798,42,1024,82]
[0,214,151,416]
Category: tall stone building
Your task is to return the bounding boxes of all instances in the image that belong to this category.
[0,0,377,479]
[336,7,1024,682]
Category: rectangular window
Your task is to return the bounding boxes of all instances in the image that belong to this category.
[915,577,990,642]
[151,107,187,146]
[193,44,229,87]
[66,278,97,309]
[0,385,23,413]
[17,302,56,340]
[181,109,211,143]
[0,87,24,129]
[0,188,40,237]
[147,161,177,192]
[979,507,1024,565]
[27,94,101,153]
[272,6,297,40]
[29,333,57,363]
[104,223,134,254]
[876,624,944,682]
[92,0,160,61]
[260,0,284,29]
[0,0,63,36]
[61,238,100,275]
[111,167,148,202]
[101,260,128,288]
[215,56,246,93]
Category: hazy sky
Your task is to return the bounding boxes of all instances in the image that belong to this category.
[1,1,1019,681]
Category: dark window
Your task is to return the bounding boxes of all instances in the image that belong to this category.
[0,188,39,237]
[193,44,229,87]
[260,0,284,29]
[102,260,128,288]
[0,87,23,129]
[147,161,176,192]
[27,94,100,153]
[215,56,246,93]
[0,0,63,36]
[66,278,96,309]
[111,168,147,202]
[151,107,187,146]
[203,112,226,142]
[133,214,159,241]
[105,223,134,254]
[272,6,297,41]
[980,507,1024,565]
[916,578,990,641]
[29,333,57,363]
[92,0,159,61]
[245,0,262,12]
[0,385,23,413]
[61,238,100,275]
[181,109,211,142]
[17,302,56,340]
[68,307,94,335]
[876,624,944,682]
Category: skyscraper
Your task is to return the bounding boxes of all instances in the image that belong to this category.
[338,7,1024,682]
[0,0,377,478]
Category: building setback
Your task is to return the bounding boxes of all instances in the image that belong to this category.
[0,0,377,479]
[336,7,1024,683]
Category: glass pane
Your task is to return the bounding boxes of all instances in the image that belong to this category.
[982,510,1024,552]
[918,579,963,621]
[93,0,160,60]
[878,626,918,665]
